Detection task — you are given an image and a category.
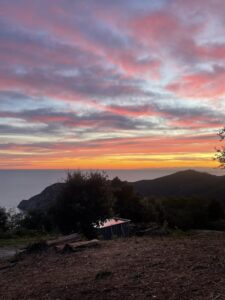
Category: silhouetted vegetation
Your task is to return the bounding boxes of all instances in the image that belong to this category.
[20,209,54,232]
[215,126,225,168]
[1,171,225,240]
[112,177,145,222]
[51,171,113,238]
[0,207,8,232]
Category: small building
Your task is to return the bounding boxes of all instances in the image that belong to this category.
[95,217,131,240]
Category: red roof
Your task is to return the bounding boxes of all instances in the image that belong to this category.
[97,218,130,228]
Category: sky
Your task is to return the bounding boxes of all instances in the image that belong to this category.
[0,0,224,169]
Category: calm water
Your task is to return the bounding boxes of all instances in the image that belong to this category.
[1,168,225,209]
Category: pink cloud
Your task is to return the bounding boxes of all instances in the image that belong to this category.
[0,134,215,159]
[1,1,162,79]
[167,66,225,98]
[130,10,202,59]
[0,0,224,169]
[128,3,225,76]
[169,116,223,129]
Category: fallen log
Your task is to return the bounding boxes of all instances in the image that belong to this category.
[56,239,100,252]
[47,233,82,247]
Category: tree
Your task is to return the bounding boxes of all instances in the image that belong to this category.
[160,197,209,230]
[215,127,225,168]
[207,200,224,221]
[112,178,144,222]
[7,209,24,231]
[0,207,8,232]
[51,171,113,237]
[20,209,53,232]
[141,197,165,224]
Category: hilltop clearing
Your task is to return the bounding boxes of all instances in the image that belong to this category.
[1,232,225,299]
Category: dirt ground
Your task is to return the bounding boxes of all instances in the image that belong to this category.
[1,232,225,300]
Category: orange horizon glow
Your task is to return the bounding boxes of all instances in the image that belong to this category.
[0,0,224,170]
[0,152,217,170]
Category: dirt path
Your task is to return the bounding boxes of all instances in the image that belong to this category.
[1,232,225,299]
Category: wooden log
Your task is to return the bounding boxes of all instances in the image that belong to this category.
[64,239,100,252]
[47,233,81,246]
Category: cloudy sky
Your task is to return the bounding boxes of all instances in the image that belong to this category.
[0,0,224,169]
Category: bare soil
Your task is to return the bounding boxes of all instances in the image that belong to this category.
[1,232,225,299]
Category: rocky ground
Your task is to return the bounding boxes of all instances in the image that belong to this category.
[1,232,225,299]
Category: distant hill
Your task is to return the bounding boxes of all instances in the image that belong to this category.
[18,170,225,211]
[131,169,225,200]
[18,183,65,211]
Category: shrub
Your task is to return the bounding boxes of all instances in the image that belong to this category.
[51,171,113,237]
[20,209,54,232]
[160,197,209,230]
[0,207,8,232]
[112,178,144,222]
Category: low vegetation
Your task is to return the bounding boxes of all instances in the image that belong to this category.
[1,171,225,243]
[215,126,225,168]
[51,171,113,237]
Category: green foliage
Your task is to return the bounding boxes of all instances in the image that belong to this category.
[207,199,224,221]
[111,178,225,231]
[51,171,113,237]
[215,127,225,168]
[7,210,24,231]
[25,240,48,253]
[20,209,54,232]
[0,207,8,232]
[159,197,209,230]
[140,197,165,223]
[0,208,53,239]
[143,197,225,231]
[2,173,225,241]
[170,229,192,238]
[112,178,144,222]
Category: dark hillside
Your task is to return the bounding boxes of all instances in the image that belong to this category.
[131,170,225,202]
[18,183,65,211]
[18,170,225,211]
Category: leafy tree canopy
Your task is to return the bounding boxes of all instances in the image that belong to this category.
[0,207,8,232]
[215,127,225,168]
[51,171,113,237]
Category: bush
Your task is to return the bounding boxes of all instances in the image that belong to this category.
[51,171,113,237]
[207,219,225,231]
[0,207,8,232]
[159,197,210,230]
[19,209,54,232]
[112,178,145,222]
[26,240,48,253]
[140,197,166,224]
[207,200,224,221]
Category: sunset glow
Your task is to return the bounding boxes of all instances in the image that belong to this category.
[0,0,224,169]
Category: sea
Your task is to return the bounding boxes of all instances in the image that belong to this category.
[1,168,225,210]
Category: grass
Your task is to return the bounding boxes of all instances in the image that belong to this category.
[0,233,56,248]
[170,228,192,238]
